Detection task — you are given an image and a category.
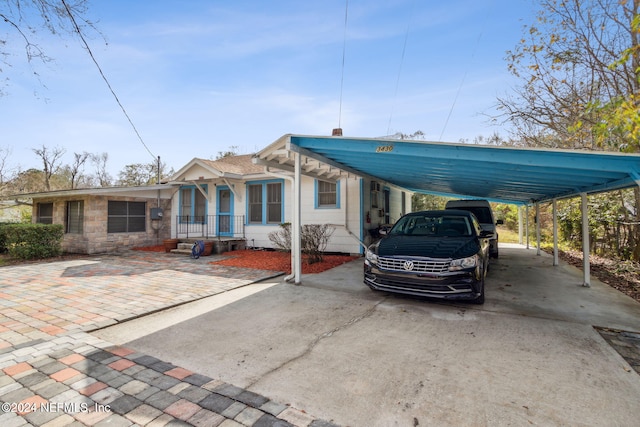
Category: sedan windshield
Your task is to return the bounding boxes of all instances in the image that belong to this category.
[390,214,473,237]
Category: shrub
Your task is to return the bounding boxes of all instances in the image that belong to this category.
[0,223,9,253]
[268,223,335,264]
[2,223,64,260]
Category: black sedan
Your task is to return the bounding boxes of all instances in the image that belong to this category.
[364,210,491,304]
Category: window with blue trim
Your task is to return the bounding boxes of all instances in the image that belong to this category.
[180,185,207,223]
[247,180,283,224]
[315,179,340,209]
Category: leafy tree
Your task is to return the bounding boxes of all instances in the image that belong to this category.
[117,159,173,186]
[5,168,47,194]
[411,194,449,212]
[498,0,640,151]
[498,0,640,260]
[214,146,240,160]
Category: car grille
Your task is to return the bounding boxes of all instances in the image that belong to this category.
[377,256,450,273]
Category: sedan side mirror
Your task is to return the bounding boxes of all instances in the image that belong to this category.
[479,230,493,238]
[496,219,504,225]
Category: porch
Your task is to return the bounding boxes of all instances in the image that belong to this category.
[175,215,246,239]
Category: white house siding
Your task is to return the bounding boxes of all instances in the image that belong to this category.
[299,176,363,255]
[170,164,410,256]
[225,176,364,254]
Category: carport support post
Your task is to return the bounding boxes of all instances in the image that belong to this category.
[518,206,524,245]
[293,152,302,284]
[552,199,559,266]
[525,205,530,249]
[581,193,590,287]
[535,203,541,256]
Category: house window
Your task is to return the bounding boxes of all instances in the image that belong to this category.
[180,185,207,223]
[66,201,84,234]
[248,184,262,223]
[37,203,53,224]
[315,179,340,208]
[247,180,283,224]
[108,201,146,233]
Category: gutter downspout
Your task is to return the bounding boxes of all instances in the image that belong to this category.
[339,177,367,253]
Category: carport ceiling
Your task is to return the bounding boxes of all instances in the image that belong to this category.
[256,134,640,205]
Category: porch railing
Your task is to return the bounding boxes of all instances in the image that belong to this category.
[175,215,245,239]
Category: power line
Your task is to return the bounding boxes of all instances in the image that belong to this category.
[439,31,483,141]
[387,1,415,136]
[60,0,156,162]
[338,0,349,129]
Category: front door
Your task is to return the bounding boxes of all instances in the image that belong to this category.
[217,186,233,236]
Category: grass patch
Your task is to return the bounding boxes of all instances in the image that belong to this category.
[497,226,520,243]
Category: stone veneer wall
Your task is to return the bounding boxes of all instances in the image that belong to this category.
[33,195,172,254]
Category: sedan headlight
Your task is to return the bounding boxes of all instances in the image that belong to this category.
[365,249,378,265]
[449,255,477,271]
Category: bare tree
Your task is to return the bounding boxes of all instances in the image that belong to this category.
[0,0,97,95]
[32,145,66,191]
[67,151,90,189]
[0,147,12,186]
[90,152,112,187]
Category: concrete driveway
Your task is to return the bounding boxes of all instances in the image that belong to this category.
[96,245,640,427]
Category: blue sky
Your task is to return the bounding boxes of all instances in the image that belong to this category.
[1,0,534,178]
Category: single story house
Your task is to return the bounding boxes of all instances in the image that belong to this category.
[15,143,413,255]
[167,153,412,254]
[25,185,176,254]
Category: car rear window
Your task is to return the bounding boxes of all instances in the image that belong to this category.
[454,207,492,223]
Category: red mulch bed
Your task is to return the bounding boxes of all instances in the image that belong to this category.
[210,250,359,274]
[132,245,166,252]
[131,246,359,274]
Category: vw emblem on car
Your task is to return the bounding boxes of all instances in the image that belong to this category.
[403,260,414,271]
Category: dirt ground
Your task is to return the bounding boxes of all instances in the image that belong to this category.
[545,248,640,302]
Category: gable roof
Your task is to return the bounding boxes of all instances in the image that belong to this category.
[170,154,264,181]
[199,154,264,175]
[255,134,640,205]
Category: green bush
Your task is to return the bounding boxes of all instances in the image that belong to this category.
[2,223,64,260]
[0,223,9,253]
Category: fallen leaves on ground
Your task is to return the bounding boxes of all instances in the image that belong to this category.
[210,250,359,274]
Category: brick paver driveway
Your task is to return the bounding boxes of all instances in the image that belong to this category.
[0,251,332,427]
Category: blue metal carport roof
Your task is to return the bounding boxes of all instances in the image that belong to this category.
[279,135,640,205]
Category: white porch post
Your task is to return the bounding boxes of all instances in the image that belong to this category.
[293,152,302,284]
[552,199,559,266]
[581,193,590,287]
[535,203,541,256]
